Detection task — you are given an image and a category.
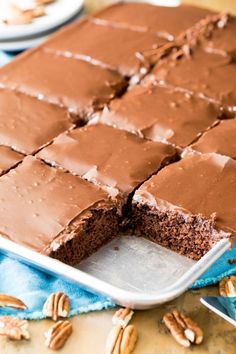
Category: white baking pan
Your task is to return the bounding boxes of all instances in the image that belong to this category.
[0,235,230,309]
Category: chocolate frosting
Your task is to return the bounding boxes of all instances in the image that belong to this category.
[190,119,236,159]
[0,88,73,155]
[0,156,114,252]
[134,153,236,233]
[152,46,236,111]
[37,124,176,195]
[203,16,236,59]
[92,3,214,38]
[0,50,127,120]
[97,84,220,148]
[44,18,166,77]
[0,146,23,176]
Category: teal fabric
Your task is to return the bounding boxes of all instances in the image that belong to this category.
[0,244,235,320]
[0,51,235,320]
[0,254,115,320]
[192,243,236,289]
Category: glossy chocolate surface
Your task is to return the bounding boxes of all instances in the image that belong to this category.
[190,119,236,159]
[97,84,220,148]
[38,124,177,195]
[0,50,127,120]
[92,3,214,38]
[0,146,23,176]
[0,156,113,252]
[45,18,165,77]
[152,47,236,110]
[202,15,236,59]
[134,153,236,233]
[0,88,73,154]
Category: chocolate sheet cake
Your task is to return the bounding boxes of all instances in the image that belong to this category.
[0,156,119,265]
[95,84,221,148]
[37,124,177,203]
[152,47,236,114]
[189,119,236,159]
[0,146,24,176]
[0,2,235,264]
[132,153,236,260]
[92,2,214,38]
[0,49,127,121]
[44,18,166,79]
[0,87,73,155]
[149,13,236,115]
[202,15,236,59]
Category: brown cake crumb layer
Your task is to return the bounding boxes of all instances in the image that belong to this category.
[48,207,118,266]
[131,204,228,260]
[131,153,236,260]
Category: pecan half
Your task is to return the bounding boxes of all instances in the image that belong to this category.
[106,324,123,354]
[219,275,236,297]
[0,294,27,310]
[43,292,70,321]
[45,320,72,350]
[163,310,203,347]
[0,316,30,340]
[106,324,138,354]
[112,308,134,328]
[120,325,138,354]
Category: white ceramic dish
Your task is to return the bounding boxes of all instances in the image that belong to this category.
[0,33,49,52]
[0,0,84,41]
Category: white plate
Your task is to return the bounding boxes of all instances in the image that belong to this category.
[0,0,84,41]
[0,33,49,52]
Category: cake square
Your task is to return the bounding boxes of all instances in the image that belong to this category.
[132,153,236,260]
[152,46,236,115]
[37,124,177,201]
[45,18,166,79]
[0,50,127,121]
[0,146,23,176]
[96,84,220,148]
[92,3,214,38]
[0,156,119,265]
[0,88,73,155]
[189,119,236,159]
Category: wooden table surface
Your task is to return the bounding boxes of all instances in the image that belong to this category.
[0,286,235,354]
[1,1,236,353]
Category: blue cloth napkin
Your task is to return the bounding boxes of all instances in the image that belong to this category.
[0,51,236,320]
[0,253,115,320]
[0,244,235,320]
